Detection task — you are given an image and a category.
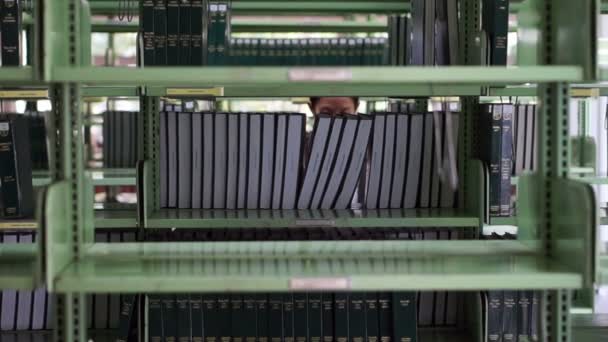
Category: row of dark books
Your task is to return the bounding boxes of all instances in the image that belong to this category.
[141,0,229,66]
[228,38,387,66]
[478,104,537,217]
[482,0,510,65]
[485,291,539,342]
[103,111,139,168]
[146,292,418,342]
[0,0,21,66]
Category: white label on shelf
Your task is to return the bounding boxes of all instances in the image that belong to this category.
[288,68,353,82]
[289,277,351,290]
[0,122,8,132]
[295,219,336,227]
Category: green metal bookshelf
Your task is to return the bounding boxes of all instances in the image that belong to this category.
[0,0,604,341]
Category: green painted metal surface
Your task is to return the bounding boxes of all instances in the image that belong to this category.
[0,244,38,289]
[44,181,73,291]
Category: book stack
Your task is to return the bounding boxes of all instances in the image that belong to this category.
[228,38,388,66]
[482,0,509,65]
[0,0,22,66]
[159,108,306,209]
[103,111,139,168]
[0,114,34,218]
[410,0,459,66]
[141,0,229,66]
[147,292,418,342]
[387,15,410,66]
[479,104,537,217]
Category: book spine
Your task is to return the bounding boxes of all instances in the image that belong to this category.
[308,293,322,342]
[517,291,531,342]
[191,294,204,342]
[502,291,517,342]
[149,295,164,342]
[242,294,257,342]
[500,106,513,216]
[487,291,503,342]
[268,294,283,342]
[491,0,509,65]
[321,293,334,342]
[177,294,191,342]
[391,292,416,342]
[334,293,348,342]
[142,0,156,65]
[232,294,245,342]
[190,0,203,65]
[489,105,502,217]
[284,293,295,342]
[218,295,232,342]
[294,293,308,342]
[365,294,379,342]
[257,294,269,342]
[349,293,365,342]
[203,295,219,342]
[0,117,33,218]
[1,0,21,65]
[377,293,392,342]
[162,294,177,342]
[154,0,168,65]
[530,292,539,341]
[167,0,180,65]
[116,295,136,342]
[216,2,228,65]
[178,0,191,65]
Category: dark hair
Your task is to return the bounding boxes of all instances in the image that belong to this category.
[309,96,359,108]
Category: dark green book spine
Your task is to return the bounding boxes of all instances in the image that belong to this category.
[0,115,33,218]
[308,293,322,342]
[488,105,502,217]
[243,294,257,342]
[268,294,283,342]
[178,0,191,65]
[216,2,228,65]
[530,292,539,341]
[487,291,503,342]
[177,294,191,342]
[142,0,156,65]
[231,294,245,342]
[149,295,164,342]
[321,293,334,342]
[191,294,204,342]
[284,293,295,342]
[218,295,232,342]
[190,0,203,65]
[377,293,392,342]
[500,106,513,216]
[349,293,365,342]
[116,295,136,342]
[1,0,21,65]
[517,291,531,342]
[334,293,348,342]
[206,2,217,65]
[490,0,509,65]
[256,294,269,342]
[166,0,180,65]
[294,293,308,342]
[365,294,379,342]
[391,292,416,342]
[154,0,168,65]
[162,294,177,342]
[203,295,218,342]
[503,291,517,342]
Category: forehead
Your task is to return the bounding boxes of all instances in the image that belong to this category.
[315,97,356,108]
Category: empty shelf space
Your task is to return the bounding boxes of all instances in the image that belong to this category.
[94,209,138,228]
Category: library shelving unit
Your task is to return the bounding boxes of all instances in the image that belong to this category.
[0,0,603,341]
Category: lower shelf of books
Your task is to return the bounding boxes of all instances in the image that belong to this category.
[50,240,581,292]
[0,243,39,289]
[147,208,480,229]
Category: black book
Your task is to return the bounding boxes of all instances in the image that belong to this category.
[502,291,517,342]
[177,294,191,342]
[178,0,191,65]
[202,113,214,209]
[1,0,21,65]
[321,293,334,342]
[297,115,332,209]
[403,114,424,208]
[190,0,204,65]
[168,110,179,208]
[167,0,180,65]
[334,293,348,342]
[268,294,283,342]
[191,294,204,342]
[517,291,531,342]
[294,293,308,342]
[366,114,386,208]
[226,113,239,209]
[178,112,192,208]
[500,106,514,216]
[162,295,177,342]
[218,294,232,342]
[154,0,168,65]
[489,0,509,65]
[282,113,305,209]
[481,105,502,216]
[308,293,322,342]
[116,295,136,342]
[260,114,276,209]
[214,113,228,208]
[530,292,539,341]
[364,293,379,342]
[148,295,163,342]
[349,293,365,342]
[378,293,392,342]
[0,114,34,218]
[247,114,262,208]
[237,114,249,209]
[192,112,203,208]
[203,295,219,342]
[379,114,396,208]
[410,0,424,65]
[142,0,156,65]
[392,292,417,342]
[272,114,287,209]
[256,294,269,342]
[244,294,257,342]
[232,294,245,342]
[284,293,295,342]
[487,291,503,342]
[390,114,409,208]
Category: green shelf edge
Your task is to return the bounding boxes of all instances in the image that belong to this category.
[0,244,39,290]
[147,208,480,228]
[94,210,138,228]
[488,216,518,226]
